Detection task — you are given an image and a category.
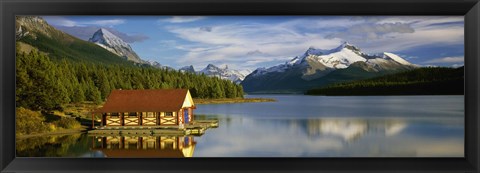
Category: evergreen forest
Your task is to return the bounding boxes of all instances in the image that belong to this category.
[305,66,464,96]
[16,44,244,112]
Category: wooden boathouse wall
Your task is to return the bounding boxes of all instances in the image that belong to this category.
[93,89,196,128]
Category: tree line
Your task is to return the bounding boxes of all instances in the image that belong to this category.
[16,47,244,111]
[305,66,464,96]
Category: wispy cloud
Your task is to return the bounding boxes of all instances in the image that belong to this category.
[424,56,464,63]
[160,16,206,23]
[323,16,464,53]
[82,19,125,26]
[325,22,415,41]
[166,22,342,70]
[159,16,463,70]
[42,16,125,27]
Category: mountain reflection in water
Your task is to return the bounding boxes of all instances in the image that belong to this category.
[16,116,463,157]
[193,117,463,157]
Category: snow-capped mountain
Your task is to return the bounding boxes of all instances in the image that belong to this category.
[198,64,250,84]
[179,65,195,73]
[89,28,143,63]
[242,42,416,93]
[252,42,414,78]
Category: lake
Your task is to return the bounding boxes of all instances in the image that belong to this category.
[16,95,464,157]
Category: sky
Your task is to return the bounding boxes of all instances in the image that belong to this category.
[42,16,465,71]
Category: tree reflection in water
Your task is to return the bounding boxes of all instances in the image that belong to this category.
[16,133,87,157]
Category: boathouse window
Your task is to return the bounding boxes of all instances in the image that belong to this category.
[165,112,173,117]
[111,112,119,118]
[147,112,155,118]
[129,112,137,117]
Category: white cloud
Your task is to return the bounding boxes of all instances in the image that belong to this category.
[166,22,342,70]
[160,16,464,70]
[160,16,206,23]
[325,22,415,41]
[82,19,125,26]
[424,56,464,63]
[42,16,125,27]
[323,16,464,53]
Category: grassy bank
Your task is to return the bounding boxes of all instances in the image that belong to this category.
[193,98,276,104]
[16,126,88,139]
[16,97,274,137]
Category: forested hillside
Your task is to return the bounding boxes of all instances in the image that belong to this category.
[305,67,464,96]
[16,45,244,111]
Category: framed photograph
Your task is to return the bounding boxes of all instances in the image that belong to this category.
[1,0,479,172]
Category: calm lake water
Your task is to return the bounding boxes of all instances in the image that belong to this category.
[16,95,464,157]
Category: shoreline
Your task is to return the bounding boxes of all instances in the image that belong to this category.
[16,126,88,139]
[16,97,275,139]
[193,98,275,104]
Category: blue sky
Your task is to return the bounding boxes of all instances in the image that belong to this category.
[43,16,464,71]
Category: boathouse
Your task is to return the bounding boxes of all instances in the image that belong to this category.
[92,89,195,128]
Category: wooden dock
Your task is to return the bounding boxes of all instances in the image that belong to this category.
[88,120,218,136]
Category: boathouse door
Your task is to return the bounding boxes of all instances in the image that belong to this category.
[184,109,189,124]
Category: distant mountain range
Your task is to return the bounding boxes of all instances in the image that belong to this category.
[178,64,251,84]
[241,42,417,93]
[86,27,250,83]
[198,64,251,84]
[16,16,427,91]
[87,28,176,70]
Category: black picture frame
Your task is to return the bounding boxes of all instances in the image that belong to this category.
[1,0,479,172]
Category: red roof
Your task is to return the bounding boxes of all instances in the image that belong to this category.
[94,89,190,113]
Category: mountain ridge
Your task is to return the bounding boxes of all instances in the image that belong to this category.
[89,28,143,63]
[198,64,250,84]
[15,16,133,65]
[241,42,417,93]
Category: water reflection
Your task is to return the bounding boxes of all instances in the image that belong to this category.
[302,119,408,141]
[90,135,196,158]
[194,117,463,157]
[16,116,463,157]
[16,95,464,157]
[16,134,89,157]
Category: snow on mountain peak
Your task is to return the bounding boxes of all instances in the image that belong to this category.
[294,42,366,69]
[89,28,143,63]
[340,41,352,47]
[199,64,248,83]
[382,52,412,65]
[334,41,361,52]
[90,28,130,49]
[251,42,414,77]
[305,47,326,56]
